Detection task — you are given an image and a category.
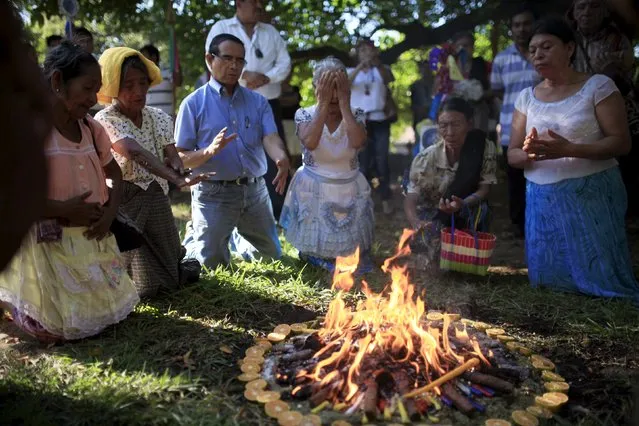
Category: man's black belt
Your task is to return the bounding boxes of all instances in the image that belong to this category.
[215,177,258,185]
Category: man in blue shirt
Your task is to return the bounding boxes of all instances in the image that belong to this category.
[175,33,290,268]
[490,4,540,238]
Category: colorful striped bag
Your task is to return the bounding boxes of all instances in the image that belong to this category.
[439,206,496,276]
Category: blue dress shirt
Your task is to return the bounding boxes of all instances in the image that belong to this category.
[175,78,278,180]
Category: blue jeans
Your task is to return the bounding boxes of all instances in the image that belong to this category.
[183,178,282,268]
[359,119,391,200]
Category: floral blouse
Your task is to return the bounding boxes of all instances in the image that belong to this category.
[407,137,497,209]
[95,105,175,194]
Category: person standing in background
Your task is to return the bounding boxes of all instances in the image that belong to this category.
[204,0,292,221]
[410,60,434,129]
[46,35,63,52]
[72,27,95,55]
[140,44,183,117]
[348,39,395,215]
[490,4,540,238]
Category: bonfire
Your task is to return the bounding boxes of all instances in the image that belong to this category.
[239,230,570,425]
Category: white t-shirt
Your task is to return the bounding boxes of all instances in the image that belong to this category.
[146,68,174,115]
[347,66,389,122]
[514,74,619,185]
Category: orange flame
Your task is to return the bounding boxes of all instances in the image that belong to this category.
[307,229,489,404]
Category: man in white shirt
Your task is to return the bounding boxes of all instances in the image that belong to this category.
[204,0,291,220]
[141,44,182,116]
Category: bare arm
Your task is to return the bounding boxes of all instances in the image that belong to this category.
[570,91,631,159]
[343,109,367,150]
[263,132,289,164]
[507,109,532,169]
[102,159,123,215]
[176,128,237,169]
[297,105,328,151]
[348,63,365,83]
[113,138,182,184]
[404,193,421,230]
[462,184,490,206]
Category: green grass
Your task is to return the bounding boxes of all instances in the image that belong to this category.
[1,199,638,425]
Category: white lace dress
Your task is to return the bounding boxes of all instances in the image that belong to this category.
[280,106,374,259]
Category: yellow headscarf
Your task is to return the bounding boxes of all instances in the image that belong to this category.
[97,47,163,106]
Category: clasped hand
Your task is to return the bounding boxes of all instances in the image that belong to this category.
[315,70,350,111]
[438,196,464,214]
[522,127,573,161]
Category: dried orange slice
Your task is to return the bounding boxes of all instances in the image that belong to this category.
[531,354,553,364]
[532,359,556,371]
[274,324,292,336]
[518,346,533,356]
[265,400,289,418]
[526,405,553,419]
[330,421,352,426]
[237,372,260,382]
[497,335,515,343]
[473,321,490,331]
[511,410,539,426]
[535,392,569,412]
[541,370,565,382]
[506,341,521,352]
[268,332,287,342]
[246,379,268,391]
[445,313,462,321]
[255,339,273,350]
[246,346,266,357]
[426,312,444,321]
[240,362,261,374]
[278,410,303,426]
[299,414,322,426]
[257,390,281,403]
[290,323,306,334]
[485,420,513,426]
[244,388,260,401]
[243,356,265,365]
[486,328,506,338]
[544,381,570,393]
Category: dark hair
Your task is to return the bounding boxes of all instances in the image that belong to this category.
[531,17,577,61]
[140,44,160,61]
[453,31,475,43]
[355,38,375,51]
[510,3,539,22]
[72,26,93,39]
[119,55,151,88]
[42,40,99,87]
[439,97,474,121]
[208,33,244,55]
[46,35,63,47]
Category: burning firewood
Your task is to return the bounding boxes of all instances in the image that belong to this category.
[393,371,420,421]
[463,371,515,393]
[361,379,379,419]
[442,383,474,415]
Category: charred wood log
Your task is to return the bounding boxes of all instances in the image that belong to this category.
[442,383,474,415]
[393,370,420,421]
[309,384,334,407]
[362,379,379,420]
[291,384,313,400]
[282,349,315,363]
[480,367,527,383]
[463,372,514,393]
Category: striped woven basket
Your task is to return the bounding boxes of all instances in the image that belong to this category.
[439,206,496,276]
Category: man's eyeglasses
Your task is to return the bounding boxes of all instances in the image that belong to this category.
[212,54,247,67]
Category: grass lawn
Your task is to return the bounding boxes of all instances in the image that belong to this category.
[1,178,638,425]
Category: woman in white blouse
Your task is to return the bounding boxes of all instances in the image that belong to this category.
[509,18,638,302]
[280,57,373,272]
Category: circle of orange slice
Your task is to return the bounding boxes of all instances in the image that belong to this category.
[299,414,322,426]
[473,321,490,331]
[445,313,462,321]
[246,379,268,391]
[240,362,261,374]
[265,400,289,418]
[486,328,506,338]
[237,372,261,382]
[518,346,533,356]
[532,359,556,371]
[278,410,303,426]
[246,346,266,357]
[485,420,513,426]
[535,392,569,412]
[541,370,565,382]
[544,381,570,393]
[255,339,273,350]
[243,355,265,365]
[497,335,515,343]
[290,323,306,334]
[511,410,539,426]
[506,341,521,352]
[257,390,281,403]
[268,332,287,342]
[426,312,444,321]
[244,388,260,401]
[273,324,292,336]
[526,405,553,419]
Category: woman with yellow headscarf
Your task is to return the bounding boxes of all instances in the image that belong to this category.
[95,47,210,298]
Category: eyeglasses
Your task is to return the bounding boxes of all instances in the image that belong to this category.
[212,54,247,68]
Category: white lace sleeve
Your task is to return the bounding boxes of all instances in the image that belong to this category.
[514,88,530,115]
[592,74,620,105]
[294,107,313,138]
